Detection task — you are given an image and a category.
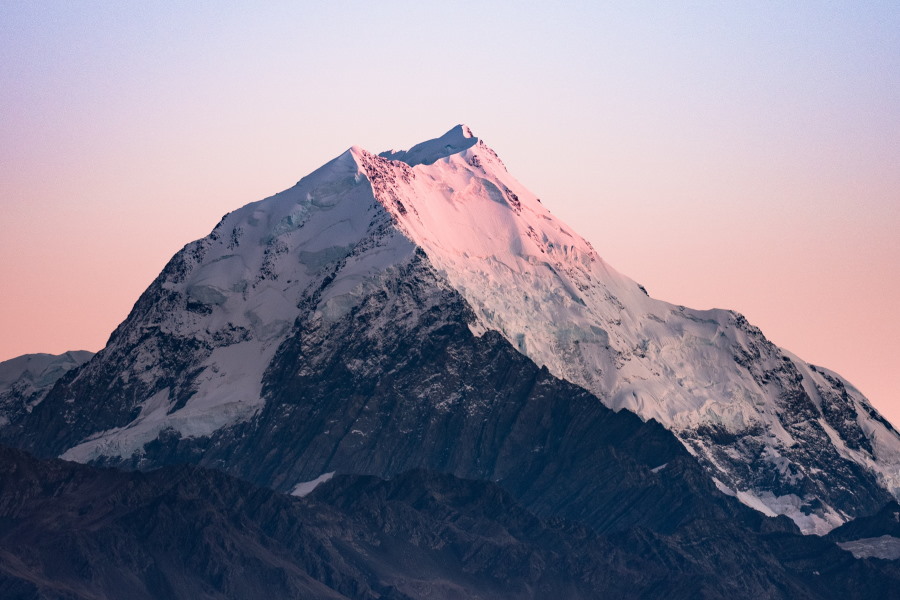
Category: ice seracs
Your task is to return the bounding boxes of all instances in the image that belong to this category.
[364,126,900,533]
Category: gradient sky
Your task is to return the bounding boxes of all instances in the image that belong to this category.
[2,2,898,422]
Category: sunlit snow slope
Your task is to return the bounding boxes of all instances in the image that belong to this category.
[35,126,900,534]
[372,126,900,533]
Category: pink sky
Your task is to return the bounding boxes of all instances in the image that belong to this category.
[2,3,898,423]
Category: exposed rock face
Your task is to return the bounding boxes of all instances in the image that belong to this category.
[2,445,900,600]
[4,126,899,534]
[828,500,900,542]
[827,500,900,562]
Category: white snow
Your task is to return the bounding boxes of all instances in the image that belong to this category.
[380,124,477,166]
[838,536,900,560]
[0,351,94,424]
[369,133,759,432]
[59,146,419,462]
[291,472,335,497]
[0,350,93,391]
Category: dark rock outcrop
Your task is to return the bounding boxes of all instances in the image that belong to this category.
[828,501,900,542]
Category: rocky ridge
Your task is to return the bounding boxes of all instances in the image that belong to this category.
[2,445,899,600]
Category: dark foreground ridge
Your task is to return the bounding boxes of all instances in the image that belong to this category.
[1,445,899,600]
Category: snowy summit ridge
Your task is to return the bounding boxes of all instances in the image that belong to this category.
[31,126,900,534]
[380,124,478,166]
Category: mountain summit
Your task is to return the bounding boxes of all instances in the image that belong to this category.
[9,126,899,534]
[380,123,477,165]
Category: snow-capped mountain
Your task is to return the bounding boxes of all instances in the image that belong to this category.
[0,351,93,426]
[10,126,899,534]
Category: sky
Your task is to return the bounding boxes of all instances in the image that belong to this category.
[1,2,898,422]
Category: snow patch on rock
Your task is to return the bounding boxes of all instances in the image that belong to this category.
[838,535,900,560]
[291,472,336,497]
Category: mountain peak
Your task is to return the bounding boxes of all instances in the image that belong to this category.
[15,126,900,536]
[379,124,479,166]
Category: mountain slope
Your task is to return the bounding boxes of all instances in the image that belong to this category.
[6,125,898,533]
[0,351,93,427]
[367,126,900,533]
[2,445,900,600]
[20,250,774,537]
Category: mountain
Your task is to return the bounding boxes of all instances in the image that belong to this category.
[0,351,93,427]
[2,444,900,600]
[827,501,900,561]
[5,125,898,534]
